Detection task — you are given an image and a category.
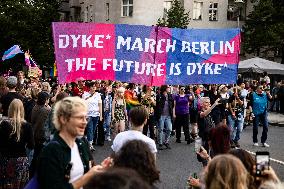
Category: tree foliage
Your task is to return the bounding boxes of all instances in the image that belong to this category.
[157,0,190,29]
[0,0,60,73]
[243,0,284,63]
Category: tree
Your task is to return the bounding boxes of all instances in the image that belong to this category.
[157,0,190,29]
[243,0,284,64]
[0,0,60,73]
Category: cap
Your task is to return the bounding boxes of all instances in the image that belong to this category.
[218,85,226,92]
[37,91,50,102]
[7,76,17,88]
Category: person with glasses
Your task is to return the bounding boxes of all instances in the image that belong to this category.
[198,97,220,152]
[173,85,194,144]
[82,81,103,151]
[249,85,272,147]
[37,97,104,189]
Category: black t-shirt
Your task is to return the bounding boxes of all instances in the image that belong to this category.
[228,95,244,115]
[197,111,215,140]
[0,120,34,157]
[0,92,24,116]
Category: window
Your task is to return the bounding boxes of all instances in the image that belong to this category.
[163,1,172,17]
[74,7,81,22]
[209,2,218,21]
[193,1,203,20]
[84,6,88,22]
[122,0,133,17]
[89,5,93,22]
[106,3,110,21]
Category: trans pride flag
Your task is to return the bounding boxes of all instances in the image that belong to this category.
[52,22,240,85]
[2,45,24,61]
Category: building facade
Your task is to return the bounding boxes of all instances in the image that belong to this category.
[59,0,255,29]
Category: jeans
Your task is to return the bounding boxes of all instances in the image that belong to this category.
[227,114,244,142]
[270,99,280,112]
[253,111,268,143]
[103,111,111,137]
[157,115,172,145]
[86,116,99,142]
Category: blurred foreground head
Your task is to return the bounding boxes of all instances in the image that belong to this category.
[85,168,151,189]
[205,154,248,189]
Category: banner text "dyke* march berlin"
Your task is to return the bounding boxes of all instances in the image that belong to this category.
[52,22,240,85]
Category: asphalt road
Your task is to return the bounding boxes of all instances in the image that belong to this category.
[93,125,284,189]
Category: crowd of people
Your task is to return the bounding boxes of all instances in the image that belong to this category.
[0,70,283,189]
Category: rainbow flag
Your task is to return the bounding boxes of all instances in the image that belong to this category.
[2,45,24,61]
[50,62,57,77]
[124,90,140,110]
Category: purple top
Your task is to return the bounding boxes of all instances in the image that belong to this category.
[174,94,191,115]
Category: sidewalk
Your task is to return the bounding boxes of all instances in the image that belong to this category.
[268,112,284,127]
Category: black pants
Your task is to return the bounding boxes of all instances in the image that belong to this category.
[175,114,190,140]
[143,115,156,139]
[30,143,44,178]
[94,120,105,145]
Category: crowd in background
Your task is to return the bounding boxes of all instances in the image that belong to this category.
[0,70,283,189]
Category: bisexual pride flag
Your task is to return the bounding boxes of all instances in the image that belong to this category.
[52,22,240,85]
[2,45,24,61]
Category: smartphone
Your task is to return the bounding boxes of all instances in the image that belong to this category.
[255,151,270,176]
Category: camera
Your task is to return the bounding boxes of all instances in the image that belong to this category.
[220,98,228,105]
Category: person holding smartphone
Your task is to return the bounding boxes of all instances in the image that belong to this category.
[228,87,244,148]
[249,85,272,147]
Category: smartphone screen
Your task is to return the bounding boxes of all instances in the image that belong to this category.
[256,151,270,176]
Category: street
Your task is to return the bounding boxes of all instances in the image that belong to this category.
[93,125,284,189]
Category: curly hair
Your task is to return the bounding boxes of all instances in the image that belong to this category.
[113,140,160,185]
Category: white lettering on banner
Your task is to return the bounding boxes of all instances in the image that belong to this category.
[87,58,96,70]
[65,58,228,76]
[65,58,97,72]
[157,39,165,53]
[70,35,81,48]
[117,36,131,50]
[180,41,234,54]
[169,63,181,75]
[102,59,165,76]
[187,63,227,75]
[144,38,156,53]
[58,35,106,48]
[59,35,69,48]
[58,34,235,55]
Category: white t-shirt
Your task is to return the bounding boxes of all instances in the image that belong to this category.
[69,143,84,185]
[82,92,102,117]
[111,130,157,154]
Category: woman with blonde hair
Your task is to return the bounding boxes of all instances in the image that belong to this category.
[112,87,127,136]
[37,97,105,189]
[0,99,34,189]
[205,154,248,189]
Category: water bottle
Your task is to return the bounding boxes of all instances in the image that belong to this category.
[194,137,202,153]
[188,172,198,189]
